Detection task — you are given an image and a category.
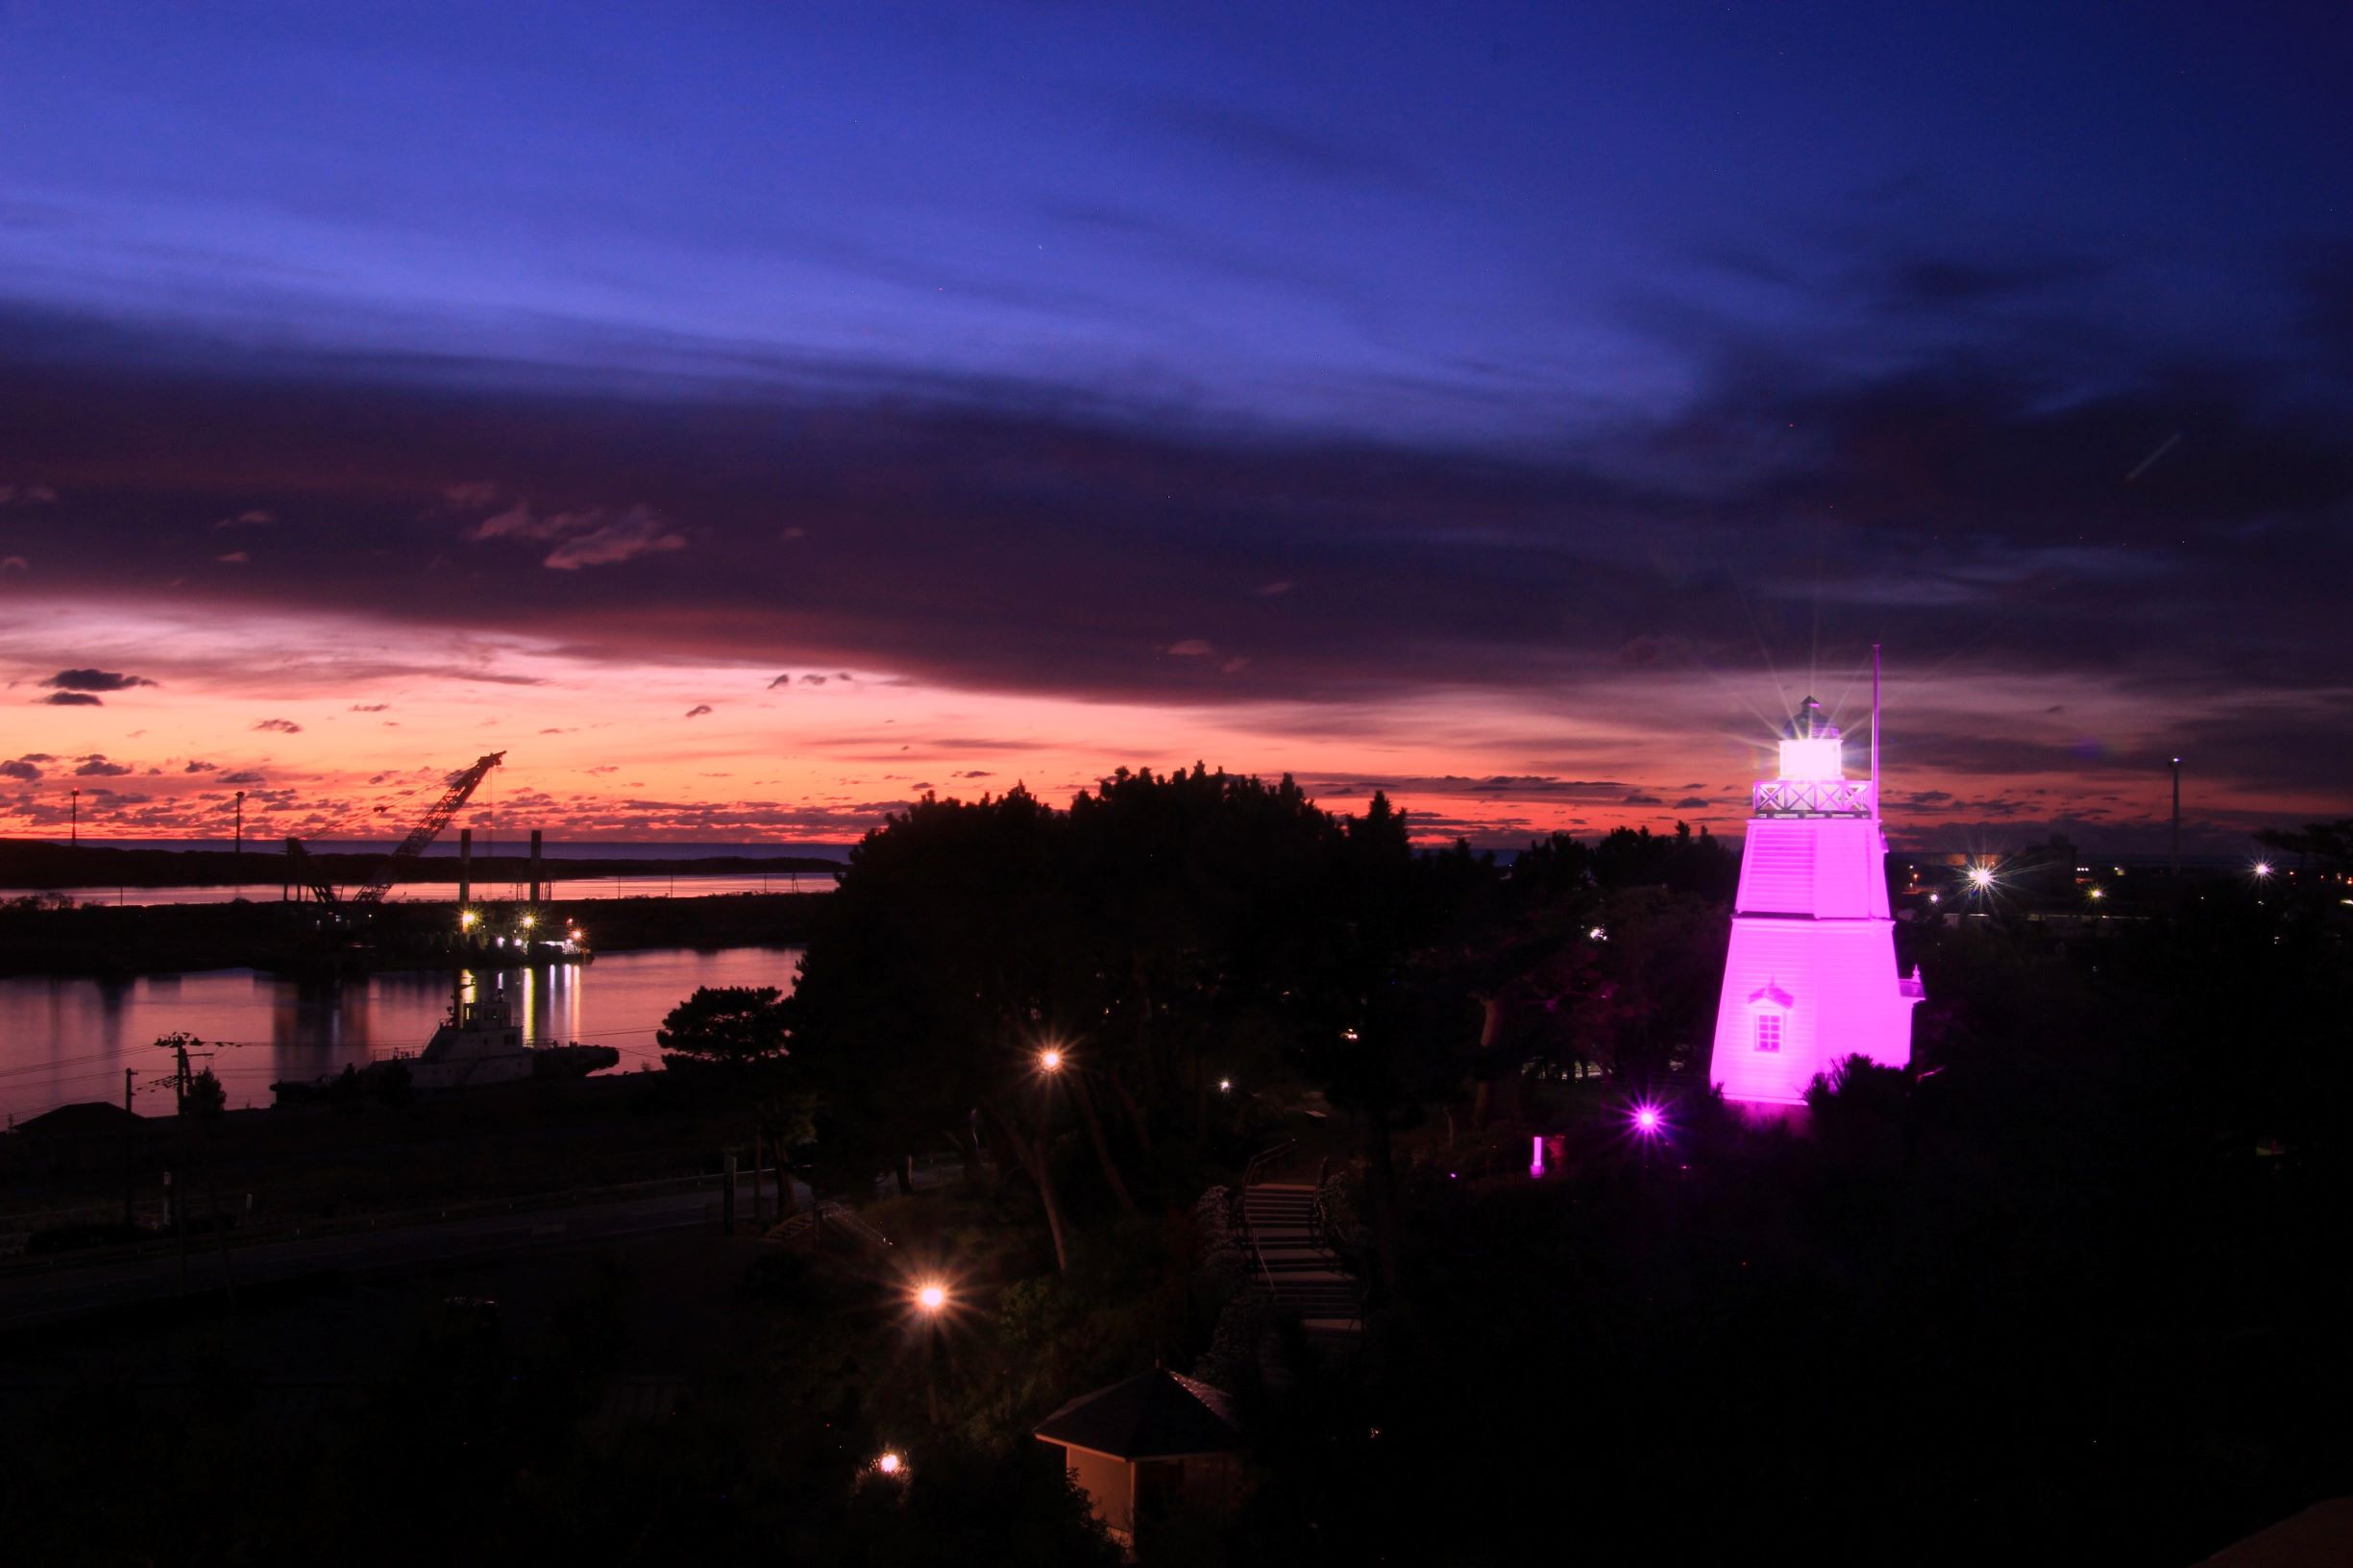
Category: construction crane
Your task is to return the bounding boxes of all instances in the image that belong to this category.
[284,750,504,907]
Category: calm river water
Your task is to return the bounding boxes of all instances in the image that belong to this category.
[0,947,803,1125]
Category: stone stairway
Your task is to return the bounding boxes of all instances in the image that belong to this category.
[1240,1183,1361,1338]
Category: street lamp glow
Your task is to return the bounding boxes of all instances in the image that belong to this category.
[2254,862,2273,879]
[1217,1077,1233,1092]
[521,914,536,929]
[1036,1047,1063,1074]
[1966,864,1995,891]
[2088,886,2105,901]
[874,1451,904,1477]
[459,910,476,929]
[915,1282,948,1313]
[1631,1104,1663,1136]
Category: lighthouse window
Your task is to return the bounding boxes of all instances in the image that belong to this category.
[1755,1014,1782,1053]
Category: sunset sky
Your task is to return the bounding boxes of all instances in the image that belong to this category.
[3,3,2347,849]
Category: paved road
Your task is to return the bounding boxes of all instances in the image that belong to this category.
[0,1173,796,1332]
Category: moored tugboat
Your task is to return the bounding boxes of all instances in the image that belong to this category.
[271,978,617,1104]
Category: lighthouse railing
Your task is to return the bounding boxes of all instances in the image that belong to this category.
[1752,778,1876,818]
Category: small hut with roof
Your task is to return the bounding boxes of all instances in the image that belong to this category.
[1033,1368,1246,1546]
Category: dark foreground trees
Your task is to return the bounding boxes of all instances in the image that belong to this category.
[784,769,1497,1281]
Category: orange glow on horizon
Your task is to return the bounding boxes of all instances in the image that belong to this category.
[0,597,2318,853]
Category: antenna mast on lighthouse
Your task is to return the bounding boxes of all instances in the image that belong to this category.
[1871,643,1882,820]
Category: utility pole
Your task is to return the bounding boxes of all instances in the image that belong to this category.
[71,787,80,845]
[750,1125,765,1230]
[122,1067,135,1225]
[2170,756,2183,882]
[234,790,246,884]
[1871,642,1882,820]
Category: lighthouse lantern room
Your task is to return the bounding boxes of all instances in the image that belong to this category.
[1707,653,1923,1106]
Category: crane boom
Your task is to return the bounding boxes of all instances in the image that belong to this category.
[353,750,504,904]
[282,750,505,907]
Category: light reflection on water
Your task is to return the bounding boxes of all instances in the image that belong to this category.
[0,947,803,1124]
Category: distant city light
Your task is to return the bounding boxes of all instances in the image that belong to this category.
[2254,861,2273,878]
[1587,925,1608,942]
[874,1451,904,1477]
[2088,887,2105,901]
[1928,893,1941,904]
[459,910,476,929]
[1217,1077,1233,1092]
[521,914,535,928]
[1966,864,1995,891]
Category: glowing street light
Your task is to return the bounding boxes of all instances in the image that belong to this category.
[911,1279,951,1424]
[874,1451,905,1478]
[2253,861,2274,879]
[2088,886,2105,901]
[1036,1047,1064,1074]
[1631,1104,1663,1137]
[1217,1077,1233,1093]
[1966,864,1995,892]
[459,910,477,930]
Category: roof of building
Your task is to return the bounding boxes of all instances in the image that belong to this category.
[2199,1497,2353,1567]
[12,1100,148,1138]
[1783,696,1839,740]
[1033,1369,1242,1460]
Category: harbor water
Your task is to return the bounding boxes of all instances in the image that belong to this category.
[0,946,804,1124]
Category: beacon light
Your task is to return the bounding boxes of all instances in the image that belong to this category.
[1777,736,1844,781]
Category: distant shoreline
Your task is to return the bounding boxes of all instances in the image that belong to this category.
[0,838,846,891]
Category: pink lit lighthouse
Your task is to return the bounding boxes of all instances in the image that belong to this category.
[1707,651,1923,1105]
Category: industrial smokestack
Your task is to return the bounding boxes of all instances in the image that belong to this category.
[529,828,543,903]
[458,827,472,907]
